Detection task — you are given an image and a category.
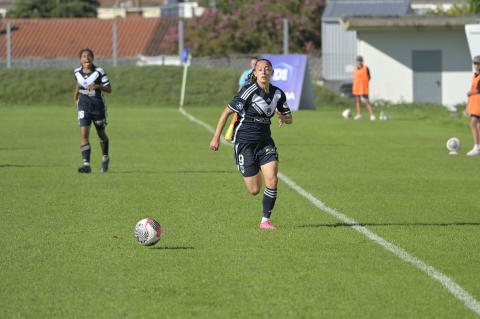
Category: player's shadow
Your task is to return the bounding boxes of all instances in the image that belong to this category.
[0,164,55,168]
[113,170,233,174]
[298,222,480,228]
[152,246,195,250]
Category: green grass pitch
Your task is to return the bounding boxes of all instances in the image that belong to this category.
[1,104,479,318]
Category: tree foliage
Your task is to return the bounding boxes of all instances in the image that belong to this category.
[8,0,99,18]
[430,0,480,15]
[163,0,325,56]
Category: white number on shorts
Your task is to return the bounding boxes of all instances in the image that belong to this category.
[78,111,85,119]
[238,154,244,166]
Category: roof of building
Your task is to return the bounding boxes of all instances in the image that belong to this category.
[322,0,411,21]
[341,15,480,30]
[0,17,177,59]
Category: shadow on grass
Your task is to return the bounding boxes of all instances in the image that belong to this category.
[0,164,56,168]
[298,222,480,228]
[113,170,234,174]
[152,246,195,250]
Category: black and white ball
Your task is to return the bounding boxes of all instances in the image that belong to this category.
[446,137,460,155]
[341,108,352,119]
[134,218,162,246]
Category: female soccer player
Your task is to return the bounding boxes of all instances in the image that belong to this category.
[466,55,480,156]
[209,59,293,229]
[73,48,112,173]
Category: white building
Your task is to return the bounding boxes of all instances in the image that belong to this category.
[341,16,480,107]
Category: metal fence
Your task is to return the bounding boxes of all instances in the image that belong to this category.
[0,17,322,81]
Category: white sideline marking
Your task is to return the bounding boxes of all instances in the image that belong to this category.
[178,107,480,316]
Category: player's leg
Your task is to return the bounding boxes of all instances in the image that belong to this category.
[79,125,92,173]
[364,96,376,120]
[259,160,278,229]
[467,116,480,156]
[242,173,262,195]
[93,106,110,172]
[257,142,279,229]
[354,96,362,120]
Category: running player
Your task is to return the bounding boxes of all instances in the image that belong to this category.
[466,55,480,156]
[73,48,112,173]
[352,56,376,120]
[209,59,293,230]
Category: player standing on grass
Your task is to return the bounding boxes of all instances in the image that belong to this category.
[209,59,293,230]
[352,56,376,120]
[465,55,480,156]
[73,48,112,173]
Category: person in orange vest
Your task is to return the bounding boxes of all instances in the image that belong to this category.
[352,56,375,120]
[466,55,480,156]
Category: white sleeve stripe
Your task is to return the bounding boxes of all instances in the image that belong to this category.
[227,104,239,112]
[241,84,257,100]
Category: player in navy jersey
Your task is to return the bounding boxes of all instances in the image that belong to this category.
[209,59,293,229]
[73,48,112,173]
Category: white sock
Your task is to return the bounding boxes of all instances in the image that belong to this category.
[103,155,109,161]
[261,217,269,223]
[476,144,480,149]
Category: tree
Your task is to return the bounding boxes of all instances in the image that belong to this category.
[430,0,480,15]
[8,0,99,18]
[172,0,325,56]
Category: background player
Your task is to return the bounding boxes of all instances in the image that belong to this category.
[225,57,259,141]
[352,56,376,120]
[466,55,480,156]
[209,59,293,230]
[73,48,112,173]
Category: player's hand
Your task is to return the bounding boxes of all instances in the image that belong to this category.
[209,137,220,151]
[88,83,97,91]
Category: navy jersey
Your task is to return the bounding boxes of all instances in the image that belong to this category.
[228,83,291,143]
[74,65,110,101]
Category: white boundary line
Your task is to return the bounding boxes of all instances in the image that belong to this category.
[179,107,480,316]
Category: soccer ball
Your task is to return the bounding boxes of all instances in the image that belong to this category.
[134,218,162,246]
[341,108,352,119]
[446,137,460,155]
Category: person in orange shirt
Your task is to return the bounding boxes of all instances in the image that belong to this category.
[466,55,480,156]
[352,56,375,120]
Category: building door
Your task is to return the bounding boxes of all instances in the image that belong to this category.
[412,50,442,104]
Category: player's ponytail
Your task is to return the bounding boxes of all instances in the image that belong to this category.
[247,58,273,84]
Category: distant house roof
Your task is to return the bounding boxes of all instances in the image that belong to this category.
[341,15,480,31]
[0,17,177,59]
[98,0,165,7]
[322,0,411,21]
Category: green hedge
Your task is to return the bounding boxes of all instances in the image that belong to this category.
[0,65,240,107]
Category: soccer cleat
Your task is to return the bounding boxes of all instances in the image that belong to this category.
[370,115,376,121]
[78,164,92,173]
[100,158,110,173]
[259,220,276,230]
[466,148,480,156]
[354,114,362,120]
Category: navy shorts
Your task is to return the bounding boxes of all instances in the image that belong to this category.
[77,97,107,129]
[234,139,278,177]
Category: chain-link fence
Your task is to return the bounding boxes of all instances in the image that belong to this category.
[0,17,322,81]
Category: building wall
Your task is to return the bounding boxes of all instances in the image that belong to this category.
[357,29,472,106]
[322,21,357,81]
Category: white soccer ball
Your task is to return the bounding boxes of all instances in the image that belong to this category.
[134,218,162,246]
[341,108,352,119]
[446,137,460,155]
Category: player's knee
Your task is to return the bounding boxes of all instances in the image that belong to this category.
[265,176,278,188]
[248,186,260,196]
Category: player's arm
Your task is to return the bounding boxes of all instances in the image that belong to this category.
[276,92,293,127]
[210,107,235,151]
[367,67,371,81]
[467,81,480,96]
[73,85,79,107]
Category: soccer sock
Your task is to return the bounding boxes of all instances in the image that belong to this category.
[100,138,109,159]
[81,143,91,165]
[262,187,277,219]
